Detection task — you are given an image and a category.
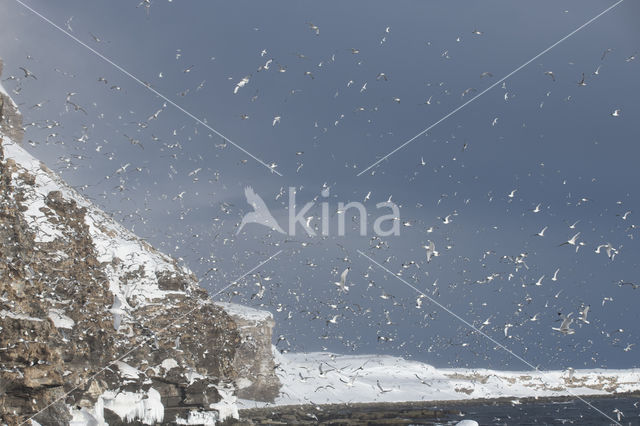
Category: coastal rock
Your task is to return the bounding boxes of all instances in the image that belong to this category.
[215,303,281,402]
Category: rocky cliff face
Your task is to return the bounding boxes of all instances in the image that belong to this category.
[214,303,280,402]
[0,60,277,425]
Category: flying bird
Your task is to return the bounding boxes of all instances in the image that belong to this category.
[552,313,575,335]
[618,281,639,290]
[577,73,587,86]
[559,232,581,247]
[66,101,87,115]
[19,67,37,79]
[326,314,340,325]
[108,295,128,331]
[440,214,454,224]
[424,240,438,263]
[534,226,548,237]
[376,380,392,393]
[234,75,250,94]
[307,22,320,35]
[335,267,350,292]
[617,211,631,220]
[578,305,590,324]
[595,243,617,260]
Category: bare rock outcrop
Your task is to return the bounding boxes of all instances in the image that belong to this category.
[215,303,281,402]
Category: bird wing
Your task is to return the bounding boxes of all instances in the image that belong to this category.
[112,294,122,310]
[340,268,349,283]
[113,313,122,331]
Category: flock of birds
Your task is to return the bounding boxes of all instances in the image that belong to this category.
[1,4,638,420]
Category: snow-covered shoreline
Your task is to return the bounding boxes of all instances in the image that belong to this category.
[239,349,640,409]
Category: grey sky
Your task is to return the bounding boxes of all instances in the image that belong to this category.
[1,0,639,370]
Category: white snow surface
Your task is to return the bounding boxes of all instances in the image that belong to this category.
[209,385,239,421]
[160,358,179,372]
[0,310,43,322]
[47,309,75,329]
[115,361,142,380]
[175,411,219,425]
[214,301,273,324]
[70,388,164,425]
[239,349,640,408]
[70,385,238,425]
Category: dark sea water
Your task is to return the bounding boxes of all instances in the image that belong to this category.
[239,396,640,425]
[441,397,640,425]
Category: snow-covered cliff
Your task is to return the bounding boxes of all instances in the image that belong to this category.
[0,60,278,425]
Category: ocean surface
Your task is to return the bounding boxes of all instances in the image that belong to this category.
[441,397,639,425]
[239,396,640,424]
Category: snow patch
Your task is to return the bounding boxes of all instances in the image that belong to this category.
[185,369,205,385]
[48,309,74,329]
[208,385,239,421]
[0,310,43,322]
[101,387,164,425]
[160,358,179,371]
[175,410,219,425]
[215,302,272,324]
[115,361,142,380]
